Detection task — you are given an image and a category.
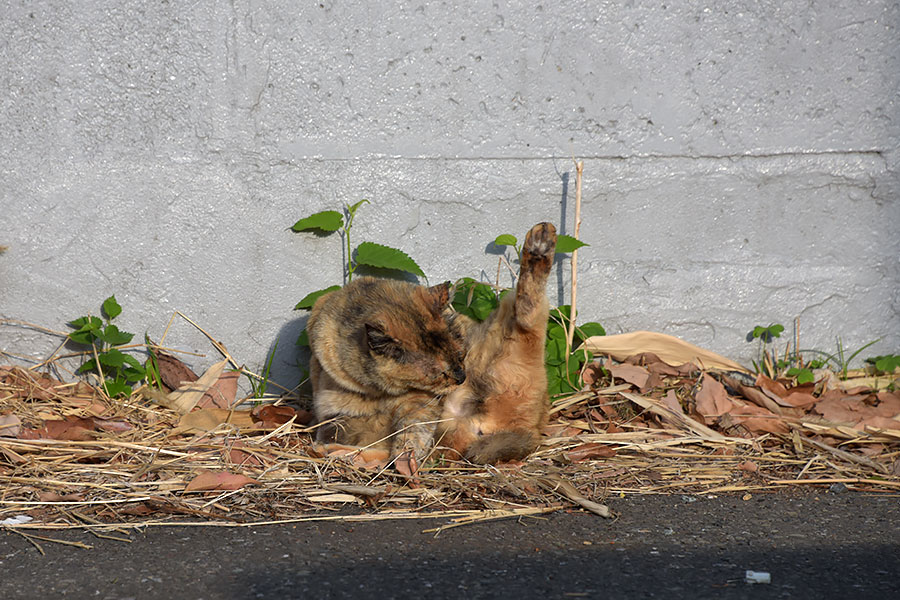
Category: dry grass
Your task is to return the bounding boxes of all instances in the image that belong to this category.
[1,323,898,536]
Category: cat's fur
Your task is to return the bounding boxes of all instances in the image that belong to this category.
[435,222,556,463]
[307,277,467,466]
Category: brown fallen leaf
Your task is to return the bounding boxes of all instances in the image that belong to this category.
[184,470,260,492]
[196,370,240,409]
[564,442,617,462]
[173,408,255,435]
[35,417,97,441]
[228,444,264,467]
[0,414,22,438]
[581,363,606,386]
[585,331,748,372]
[738,460,759,473]
[157,359,229,414]
[91,418,133,433]
[149,346,199,391]
[694,373,734,422]
[779,391,819,409]
[606,362,651,390]
[727,403,789,435]
[252,405,297,425]
[755,374,790,398]
[37,492,86,502]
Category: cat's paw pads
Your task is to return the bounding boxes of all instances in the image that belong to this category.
[523,222,557,258]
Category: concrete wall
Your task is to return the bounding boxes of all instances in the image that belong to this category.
[1,1,898,391]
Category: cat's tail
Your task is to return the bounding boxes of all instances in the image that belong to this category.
[464,430,541,464]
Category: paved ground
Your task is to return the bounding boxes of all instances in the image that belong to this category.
[1,490,897,599]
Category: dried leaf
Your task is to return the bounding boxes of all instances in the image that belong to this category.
[252,405,297,425]
[585,331,748,372]
[158,359,229,414]
[564,442,617,462]
[728,403,789,435]
[37,417,97,441]
[150,348,199,391]
[37,492,86,502]
[0,414,22,438]
[694,374,734,421]
[607,362,651,390]
[184,470,260,492]
[756,374,789,398]
[196,370,240,409]
[779,391,819,409]
[174,408,255,434]
[91,418,134,433]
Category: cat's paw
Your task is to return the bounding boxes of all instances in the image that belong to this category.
[523,222,557,259]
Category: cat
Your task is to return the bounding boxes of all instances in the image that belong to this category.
[307,277,467,471]
[435,222,557,463]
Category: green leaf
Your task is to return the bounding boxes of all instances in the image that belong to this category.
[123,366,146,383]
[70,316,102,331]
[296,328,310,347]
[68,329,99,345]
[355,242,425,277]
[555,235,589,253]
[576,322,605,340]
[103,379,132,397]
[545,338,568,366]
[751,323,783,342]
[549,305,574,326]
[99,324,134,346]
[547,322,567,341]
[294,285,341,310]
[493,234,518,247]
[99,348,128,368]
[873,355,900,373]
[787,367,815,385]
[347,199,369,217]
[102,295,122,320]
[76,358,98,374]
[121,354,143,371]
[546,366,563,396]
[291,210,343,233]
[452,280,499,322]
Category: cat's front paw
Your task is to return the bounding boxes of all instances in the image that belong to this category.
[523,222,557,259]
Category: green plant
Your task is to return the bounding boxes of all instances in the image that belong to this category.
[785,366,815,385]
[748,321,884,382]
[545,305,605,396]
[866,354,900,375]
[67,296,146,397]
[748,323,784,378]
[247,338,279,398]
[799,337,881,380]
[292,200,426,345]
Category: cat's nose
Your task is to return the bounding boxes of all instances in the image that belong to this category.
[452,367,466,385]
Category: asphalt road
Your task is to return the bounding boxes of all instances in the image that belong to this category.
[1,491,897,599]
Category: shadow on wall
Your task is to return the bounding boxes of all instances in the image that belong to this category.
[262,314,311,404]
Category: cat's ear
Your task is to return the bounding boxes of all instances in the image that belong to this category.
[365,323,402,358]
[425,281,452,315]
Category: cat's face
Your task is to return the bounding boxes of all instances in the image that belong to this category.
[363,283,467,396]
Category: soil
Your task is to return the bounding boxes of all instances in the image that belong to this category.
[1,490,897,599]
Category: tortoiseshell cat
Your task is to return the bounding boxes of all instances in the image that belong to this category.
[436,222,556,463]
[308,222,556,469]
[307,277,466,469]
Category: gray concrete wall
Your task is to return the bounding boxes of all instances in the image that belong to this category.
[1,1,898,391]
